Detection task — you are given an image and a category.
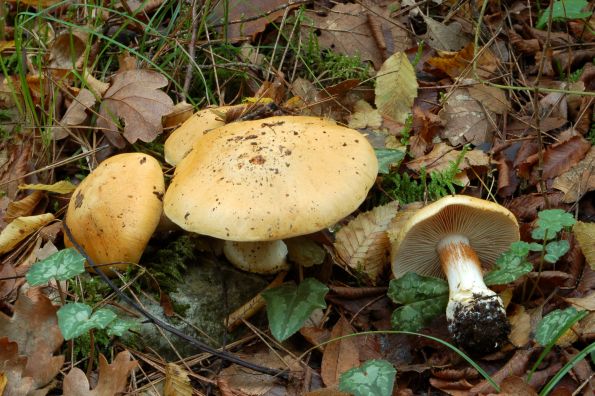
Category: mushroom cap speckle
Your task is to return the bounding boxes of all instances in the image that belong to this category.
[390,195,520,279]
[64,153,165,272]
[164,116,378,241]
[164,105,242,166]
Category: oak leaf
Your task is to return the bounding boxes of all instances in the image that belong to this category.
[62,351,137,396]
[97,70,173,148]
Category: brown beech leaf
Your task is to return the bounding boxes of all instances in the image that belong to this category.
[565,292,595,311]
[429,377,474,396]
[574,221,595,269]
[467,84,509,114]
[497,376,538,396]
[0,263,16,299]
[410,106,442,158]
[97,70,174,148]
[0,338,34,396]
[406,143,489,174]
[53,88,97,139]
[304,3,411,69]
[427,43,498,79]
[508,304,531,348]
[470,348,535,394]
[4,190,44,221]
[321,316,360,388]
[439,86,495,146]
[0,291,64,389]
[532,135,591,182]
[333,201,400,284]
[552,146,594,203]
[63,351,137,396]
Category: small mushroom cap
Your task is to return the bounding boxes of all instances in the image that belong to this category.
[390,195,519,279]
[64,153,165,272]
[164,105,242,166]
[164,116,378,241]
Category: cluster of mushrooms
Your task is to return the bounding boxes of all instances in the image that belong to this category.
[64,106,519,354]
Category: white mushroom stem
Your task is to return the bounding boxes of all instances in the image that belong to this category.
[437,234,508,351]
[223,240,290,275]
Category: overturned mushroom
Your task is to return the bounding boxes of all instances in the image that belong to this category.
[163,115,378,273]
[64,153,165,274]
[389,195,519,354]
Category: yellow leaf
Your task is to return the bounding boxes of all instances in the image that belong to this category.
[574,221,595,269]
[164,363,192,396]
[0,40,15,53]
[375,52,418,123]
[0,213,55,254]
[348,100,382,129]
[5,191,44,221]
[19,180,77,194]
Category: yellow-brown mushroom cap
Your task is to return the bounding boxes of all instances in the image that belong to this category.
[390,195,520,279]
[164,105,243,166]
[163,116,378,241]
[64,153,165,272]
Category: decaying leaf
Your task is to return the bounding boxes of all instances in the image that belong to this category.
[574,221,595,269]
[508,304,531,347]
[97,69,174,147]
[552,146,594,202]
[428,43,499,79]
[53,88,97,139]
[439,85,495,146]
[218,350,300,395]
[4,191,44,221]
[375,52,418,123]
[0,213,55,254]
[334,201,400,284]
[423,16,469,52]
[19,180,77,194]
[164,363,192,396]
[532,135,591,182]
[0,291,64,389]
[348,100,382,129]
[564,292,595,311]
[0,338,34,396]
[321,316,360,388]
[304,3,411,69]
[406,143,489,174]
[62,351,137,396]
[48,30,88,70]
[467,84,509,114]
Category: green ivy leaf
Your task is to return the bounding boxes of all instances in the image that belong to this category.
[375,148,406,174]
[536,0,591,29]
[388,273,448,331]
[532,209,576,241]
[57,303,117,340]
[106,318,138,336]
[484,251,533,286]
[262,278,328,342]
[26,248,85,286]
[544,240,570,263]
[339,359,396,396]
[534,307,587,346]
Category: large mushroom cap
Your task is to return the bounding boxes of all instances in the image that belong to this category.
[64,153,165,272]
[164,105,242,166]
[164,116,378,241]
[390,195,519,279]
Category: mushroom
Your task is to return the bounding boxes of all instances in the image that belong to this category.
[389,195,519,354]
[164,105,244,166]
[64,153,165,274]
[163,115,378,273]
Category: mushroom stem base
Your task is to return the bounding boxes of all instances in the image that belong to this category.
[438,234,510,354]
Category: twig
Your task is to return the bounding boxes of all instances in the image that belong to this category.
[62,222,290,380]
[183,0,200,99]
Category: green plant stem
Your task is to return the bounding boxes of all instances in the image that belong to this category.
[528,231,549,301]
[538,342,595,396]
[298,330,500,392]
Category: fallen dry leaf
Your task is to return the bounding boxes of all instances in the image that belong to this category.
[164,363,192,396]
[423,15,469,52]
[304,2,411,69]
[497,376,538,396]
[375,52,418,124]
[467,84,509,114]
[428,43,498,79]
[0,263,16,299]
[19,180,77,194]
[470,348,534,394]
[321,316,360,388]
[565,292,595,311]
[406,143,489,174]
[574,221,595,269]
[0,137,33,200]
[0,213,55,254]
[0,338,34,396]
[62,351,137,396]
[439,85,495,146]
[97,69,174,148]
[429,377,474,396]
[48,30,88,70]
[4,190,44,221]
[508,304,531,348]
[552,146,594,203]
[334,201,400,284]
[53,88,97,139]
[531,135,591,182]
[348,100,382,129]
[0,292,64,389]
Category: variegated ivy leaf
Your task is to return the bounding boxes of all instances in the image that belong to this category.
[26,248,86,286]
[57,303,117,340]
